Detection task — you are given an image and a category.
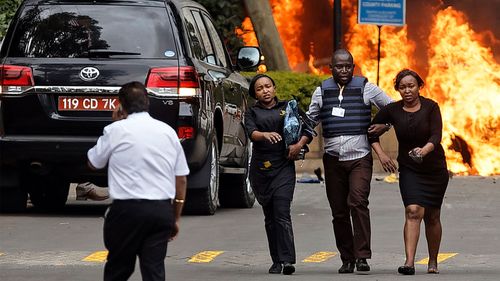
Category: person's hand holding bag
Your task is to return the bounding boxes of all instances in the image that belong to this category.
[287,142,303,160]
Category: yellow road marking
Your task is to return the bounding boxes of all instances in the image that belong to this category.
[302,251,337,263]
[188,251,224,263]
[416,253,458,265]
[82,251,108,262]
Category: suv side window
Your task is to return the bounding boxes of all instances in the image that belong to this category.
[201,13,228,68]
[191,10,217,65]
[182,9,206,61]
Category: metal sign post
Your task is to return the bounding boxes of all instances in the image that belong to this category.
[358,0,406,85]
[333,0,342,51]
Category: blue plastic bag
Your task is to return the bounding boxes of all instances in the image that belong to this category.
[283,100,301,146]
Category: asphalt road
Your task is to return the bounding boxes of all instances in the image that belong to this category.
[0,175,499,281]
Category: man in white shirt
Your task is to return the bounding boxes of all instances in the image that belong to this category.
[87,82,189,281]
[307,49,391,274]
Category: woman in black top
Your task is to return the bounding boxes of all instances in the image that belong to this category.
[244,74,311,275]
[371,69,448,275]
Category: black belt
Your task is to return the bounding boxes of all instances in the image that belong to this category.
[113,199,173,204]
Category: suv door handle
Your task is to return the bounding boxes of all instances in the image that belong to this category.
[207,70,226,85]
[213,77,222,85]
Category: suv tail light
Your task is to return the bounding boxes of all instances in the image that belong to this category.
[177,126,195,139]
[0,65,35,95]
[146,66,200,97]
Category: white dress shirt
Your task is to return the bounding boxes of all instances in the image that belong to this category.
[88,112,190,200]
[307,82,393,161]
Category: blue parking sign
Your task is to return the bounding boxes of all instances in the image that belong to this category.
[358,0,406,26]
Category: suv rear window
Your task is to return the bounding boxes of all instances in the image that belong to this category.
[8,5,177,59]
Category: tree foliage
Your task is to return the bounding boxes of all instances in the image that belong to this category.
[0,0,22,39]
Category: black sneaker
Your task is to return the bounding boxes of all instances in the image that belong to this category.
[268,262,282,274]
[338,260,355,273]
[282,262,295,275]
[356,258,371,272]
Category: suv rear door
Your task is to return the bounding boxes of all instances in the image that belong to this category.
[183,7,247,166]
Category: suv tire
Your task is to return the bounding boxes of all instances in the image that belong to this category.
[185,134,219,215]
[0,188,27,213]
[26,174,70,211]
[219,143,255,208]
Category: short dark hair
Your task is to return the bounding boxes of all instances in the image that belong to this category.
[248,74,275,99]
[118,81,150,114]
[332,49,354,64]
[394,69,425,91]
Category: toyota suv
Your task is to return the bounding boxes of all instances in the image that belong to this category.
[0,0,261,214]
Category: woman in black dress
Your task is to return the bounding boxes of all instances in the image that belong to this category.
[244,74,311,275]
[370,69,448,275]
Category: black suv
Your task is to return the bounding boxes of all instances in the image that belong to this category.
[0,0,261,214]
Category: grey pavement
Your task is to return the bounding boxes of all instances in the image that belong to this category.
[0,175,499,281]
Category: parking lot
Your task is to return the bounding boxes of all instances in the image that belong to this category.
[1,175,499,281]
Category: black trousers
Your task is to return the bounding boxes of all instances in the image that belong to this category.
[103,199,174,281]
[262,195,296,264]
[323,153,373,261]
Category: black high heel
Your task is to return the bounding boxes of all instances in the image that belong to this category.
[398,265,415,275]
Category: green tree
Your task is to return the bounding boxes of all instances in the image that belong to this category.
[0,0,22,39]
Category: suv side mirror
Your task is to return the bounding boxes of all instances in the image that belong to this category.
[236,47,261,70]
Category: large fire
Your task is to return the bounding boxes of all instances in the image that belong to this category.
[426,7,500,175]
[236,0,305,69]
[235,17,258,47]
[269,0,305,69]
[341,0,415,100]
[237,0,499,176]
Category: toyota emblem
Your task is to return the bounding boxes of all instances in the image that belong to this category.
[79,67,100,81]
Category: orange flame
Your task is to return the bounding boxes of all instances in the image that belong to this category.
[426,7,500,175]
[343,0,415,100]
[269,0,305,69]
[308,42,321,75]
[236,1,499,175]
[236,0,305,70]
[235,17,258,47]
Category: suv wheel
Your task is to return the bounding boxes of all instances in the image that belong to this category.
[219,142,255,208]
[26,174,70,211]
[0,169,27,213]
[185,135,219,215]
[0,188,28,213]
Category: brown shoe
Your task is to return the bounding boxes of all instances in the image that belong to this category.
[76,182,109,201]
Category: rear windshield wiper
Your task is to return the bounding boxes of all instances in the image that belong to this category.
[85,49,141,58]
